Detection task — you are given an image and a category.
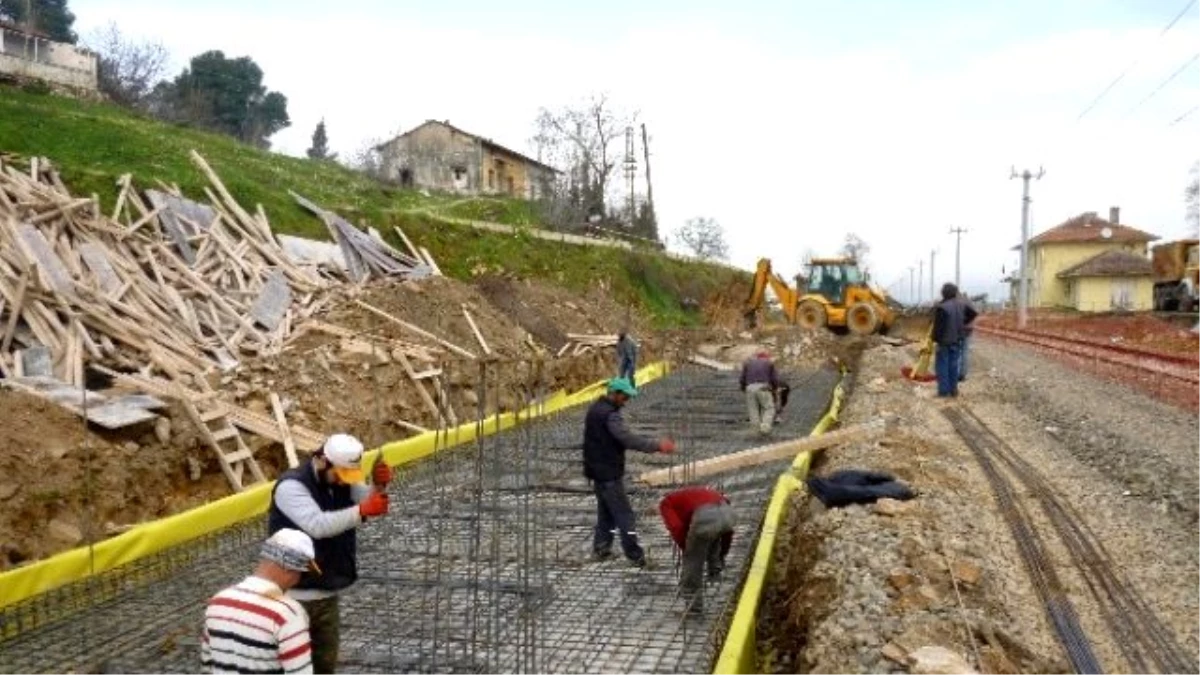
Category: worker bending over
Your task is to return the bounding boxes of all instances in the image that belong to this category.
[268,434,393,673]
[659,486,735,614]
[583,378,675,567]
[201,528,318,674]
[740,350,780,436]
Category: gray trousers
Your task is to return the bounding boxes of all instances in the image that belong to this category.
[680,503,735,608]
[745,384,774,435]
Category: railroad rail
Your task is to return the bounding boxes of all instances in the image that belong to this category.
[943,405,1196,674]
[975,325,1198,383]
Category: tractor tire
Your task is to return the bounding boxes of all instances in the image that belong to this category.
[847,302,881,335]
[796,300,827,330]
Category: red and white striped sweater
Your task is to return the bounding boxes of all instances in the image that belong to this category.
[201,576,313,674]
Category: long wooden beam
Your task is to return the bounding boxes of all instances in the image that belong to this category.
[635,417,892,486]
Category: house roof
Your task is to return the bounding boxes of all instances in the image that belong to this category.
[381,120,561,174]
[1056,249,1154,278]
[1011,212,1159,250]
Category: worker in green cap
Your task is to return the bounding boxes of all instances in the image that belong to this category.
[582,377,676,566]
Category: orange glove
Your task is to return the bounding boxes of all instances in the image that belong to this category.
[659,438,677,454]
[358,492,389,518]
[372,459,393,486]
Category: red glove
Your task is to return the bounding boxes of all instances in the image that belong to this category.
[358,492,389,518]
[372,459,393,486]
[659,438,676,454]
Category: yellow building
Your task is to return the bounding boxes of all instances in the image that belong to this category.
[1011,208,1158,312]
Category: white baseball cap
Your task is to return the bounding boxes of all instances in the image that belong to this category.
[322,433,365,483]
[262,528,318,573]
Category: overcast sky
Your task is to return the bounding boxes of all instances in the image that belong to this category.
[72,0,1199,303]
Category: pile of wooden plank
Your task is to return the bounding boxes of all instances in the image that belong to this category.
[0,152,457,491]
[556,333,618,357]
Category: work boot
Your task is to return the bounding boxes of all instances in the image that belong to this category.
[592,549,613,562]
[629,555,648,569]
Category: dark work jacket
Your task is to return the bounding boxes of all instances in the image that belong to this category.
[582,396,658,482]
[932,297,976,346]
[267,464,358,592]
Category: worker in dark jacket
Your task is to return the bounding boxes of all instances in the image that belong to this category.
[660,486,735,613]
[957,294,978,382]
[932,283,976,397]
[583,378,675,566]
[267,433,392,673]
[739,350,780,435]
[616,332,638,386]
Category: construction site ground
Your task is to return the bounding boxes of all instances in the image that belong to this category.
[0,273,673,571]
[758,334,1199,673]
[0,361,844,673]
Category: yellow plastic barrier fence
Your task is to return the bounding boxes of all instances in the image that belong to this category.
[0,362,669,611]
[713,369,846,674]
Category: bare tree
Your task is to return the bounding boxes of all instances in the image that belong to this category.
[531,94,636,228]
[673,217,730,261]
[85,23,170,109]
[1186,161,1199,235]
[840,233,871,272]
[343,136,384,178]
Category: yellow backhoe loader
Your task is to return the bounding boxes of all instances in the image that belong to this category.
[744,257,895,335]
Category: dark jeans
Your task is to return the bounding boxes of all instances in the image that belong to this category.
[775,383,790,414]
[935,343,961,397]
[618,358,637,387]
[592,478,643,562]
[959,334,971,381]
[299,596,340,674]
[680,503,735,610]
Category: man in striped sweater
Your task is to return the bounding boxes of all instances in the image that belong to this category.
[201,528,318,674]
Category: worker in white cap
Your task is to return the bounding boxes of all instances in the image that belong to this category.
[266,434,392,673]
[201,528,319,674]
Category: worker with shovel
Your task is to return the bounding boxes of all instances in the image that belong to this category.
[583,378,675,567]
[660,486,735,615]
[267,433,392,673]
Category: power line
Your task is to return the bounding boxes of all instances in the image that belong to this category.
[1075,0,1197,122]
[1169,104,1198,125]
[1126,52,1200,116]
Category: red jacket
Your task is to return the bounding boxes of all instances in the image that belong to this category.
[659,487,734,554]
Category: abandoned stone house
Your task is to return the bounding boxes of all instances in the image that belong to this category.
[0,21,97,93]
[375,120,559,199]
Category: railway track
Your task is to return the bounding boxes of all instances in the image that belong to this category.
[943,405,1195,674]
[975,325,1198,384]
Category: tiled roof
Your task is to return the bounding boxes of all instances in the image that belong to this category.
[1012,212,1159,250]
[383,120,561,173]
[1056,249,1154,278]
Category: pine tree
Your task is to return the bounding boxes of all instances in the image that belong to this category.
[306,119,333,160]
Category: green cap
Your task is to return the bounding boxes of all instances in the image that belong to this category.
[607,377,639,398]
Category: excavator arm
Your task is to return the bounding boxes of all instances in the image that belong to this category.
[744,258,799,325]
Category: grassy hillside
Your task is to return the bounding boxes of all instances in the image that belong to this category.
[0,85,747,326]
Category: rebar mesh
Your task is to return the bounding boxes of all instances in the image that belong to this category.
[0,362,839,674]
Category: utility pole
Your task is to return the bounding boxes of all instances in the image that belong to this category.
[909,266,915,305]
[918,259,924,305]
[949,227,967,288]
[930,249,936,302]
[640,123,655,230]
[623,126,636,227]
[1011,166,1045,328]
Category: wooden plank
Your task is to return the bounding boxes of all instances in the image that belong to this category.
[689,355,736,371]
[270,392,300,468]
[394,349,442,422]
[396,420,429,434]
[636,417,893,487]
[1,270,29,353]
[461,305,491,355]
[249,268,292,331]
[353,299,477,360]
[14,224,74,295]
[420,247,443,276]
[77,242,121,294]
[392,225,423,262]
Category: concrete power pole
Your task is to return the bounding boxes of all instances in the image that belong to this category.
[909,267,915,305]
[930,250,936,301]
[1011,167,1045,328]
[949,227,967,288]
[623,127,636,227]
[640,124,654,228]
[918,260,924,305]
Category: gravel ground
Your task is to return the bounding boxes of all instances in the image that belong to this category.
[758,337,1199,674]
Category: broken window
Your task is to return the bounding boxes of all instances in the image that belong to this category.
[452,166,467,181]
